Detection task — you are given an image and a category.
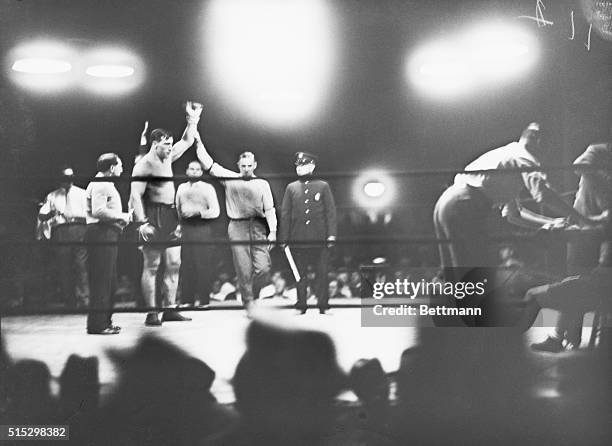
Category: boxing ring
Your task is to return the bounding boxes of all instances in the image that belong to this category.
[0,165,608,403]
[1,298,593,403]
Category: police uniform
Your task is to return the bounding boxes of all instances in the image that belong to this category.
[280,152,337,313]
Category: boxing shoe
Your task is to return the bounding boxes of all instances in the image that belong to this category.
[145,312,162,326]
[87,326,121,335]
[531,336,564,353]
[161,310,192,322]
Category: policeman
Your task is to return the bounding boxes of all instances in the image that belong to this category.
[280,152,337,314]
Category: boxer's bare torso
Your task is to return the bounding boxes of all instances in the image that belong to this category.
[133,152,175,205]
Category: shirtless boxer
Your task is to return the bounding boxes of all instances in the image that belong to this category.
[130,101,202,326]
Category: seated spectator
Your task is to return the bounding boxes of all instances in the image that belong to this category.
[59,354,99,414]
[270,271,293,299]
[336,268,354,298]
[97,336,236,446]
[305,264,317,299]
[59,354,100,444]
[348,271,362,297]
[393,328,548,445]
[349,358,390,429]
[209,280,223,300]
[328,279,343,298]
[210,273,237,301]
[330,358,396,446]
[4,359,60,424]
[204,316,345,446]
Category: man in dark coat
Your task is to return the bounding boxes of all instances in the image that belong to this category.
[280,152,337,314]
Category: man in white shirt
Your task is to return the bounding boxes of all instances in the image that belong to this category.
[38,166,89,307]
[434,122,594,273]
[176,160,220,306]
[195,134,277,309]
[85,154,130,335]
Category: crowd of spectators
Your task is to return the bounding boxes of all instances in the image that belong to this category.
[1,317,610,446]
[4,239,542,310]
[182,250,441,305]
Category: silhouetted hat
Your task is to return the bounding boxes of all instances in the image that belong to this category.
[107,335,216,392]
[294,152,318,165]
[233,317,346,414]
[59,354,99,388]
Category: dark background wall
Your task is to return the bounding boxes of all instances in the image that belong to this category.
[1,0,611,236]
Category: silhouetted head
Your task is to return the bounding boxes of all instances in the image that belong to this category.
[104,336,218,444]
[349,358,388,407]
[233,319,345,440]
[59,354,100,411]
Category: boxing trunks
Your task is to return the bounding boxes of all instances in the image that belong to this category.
[142,202,179,244]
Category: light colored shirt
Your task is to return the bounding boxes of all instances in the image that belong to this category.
[573,143,612,266]
[573,142,612,215]
[86,173,124,224]
[175,181,220,220]
[454,141,550,207]
[209,163,277,230]
[39,186,88,221]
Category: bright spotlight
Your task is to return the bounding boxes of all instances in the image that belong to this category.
[205,0,337,128]
[80,47,143,95]
[353,170,396,209]
[363,181,386,198]
[12,58,72,74]
[407,20,538,99]
[408,40,474,99]
[463,22,537,83]
[86,64,135,78]
[7,40,78,93]
[372,257,387,265]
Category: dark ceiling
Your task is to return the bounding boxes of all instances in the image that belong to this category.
[1,0,611,207]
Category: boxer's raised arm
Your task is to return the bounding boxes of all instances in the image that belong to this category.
[171,101,202,162]
[195,133,240,178]
[195,133,214,171]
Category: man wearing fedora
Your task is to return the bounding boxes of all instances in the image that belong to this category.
[280,152,337,314]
